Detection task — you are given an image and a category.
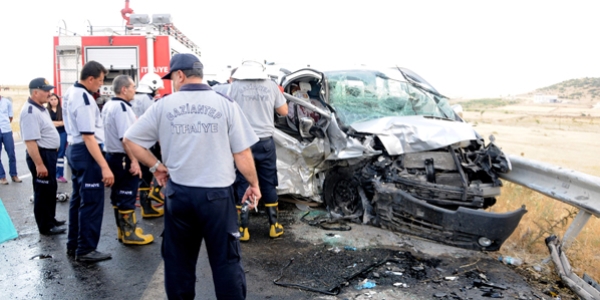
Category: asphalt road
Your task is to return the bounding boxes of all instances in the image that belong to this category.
[0,141,308,300]
[0,141,567,300]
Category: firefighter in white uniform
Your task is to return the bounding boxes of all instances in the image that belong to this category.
[102,75,153,245]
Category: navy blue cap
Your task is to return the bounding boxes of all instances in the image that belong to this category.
[29,77,55,91]
[162,53,204,80]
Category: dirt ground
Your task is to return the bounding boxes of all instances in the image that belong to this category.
[460,101,600,176]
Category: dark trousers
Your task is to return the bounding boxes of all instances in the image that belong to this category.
[56,131,67,177]
[106,153,139,210]
[162,180,246,300]
[66,143,105,256]
[235,137,278,205]
[0,131,17,178]
[26,148,58,233]
[140,143,162,188]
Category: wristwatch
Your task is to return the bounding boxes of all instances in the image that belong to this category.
[149,160,161,173]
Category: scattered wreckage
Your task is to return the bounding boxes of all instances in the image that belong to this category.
[273,66,527,251]
[546,236,600,300]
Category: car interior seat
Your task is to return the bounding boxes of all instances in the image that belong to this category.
[293,82,311,100]
[284,81,326,138]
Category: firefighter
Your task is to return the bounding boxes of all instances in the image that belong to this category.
[228,60,288,241]
[212,67,237,95]
[131,73,161,117]
[19,78,66,235]
[123,53,260,299]
[63,61,114,263]
[102,75,153,245]
[131,73,165,218]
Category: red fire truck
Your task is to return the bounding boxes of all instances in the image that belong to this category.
[52,0,201,103]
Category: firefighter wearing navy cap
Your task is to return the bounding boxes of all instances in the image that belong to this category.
[102,75,153,245]
[19,78,66,235]
[228,60,288,241]
[63,61,114,263]
[124,53,260,299]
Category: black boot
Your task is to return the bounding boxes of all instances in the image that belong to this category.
[266,203,284,238]
[113,206,122,242]
[139,187,164,218]
[118,210,154,245]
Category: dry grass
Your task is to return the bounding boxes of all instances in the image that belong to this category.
[490,182,600,281]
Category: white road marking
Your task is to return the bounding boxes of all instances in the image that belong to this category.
[141,261,166,299]
[18,173,32,179]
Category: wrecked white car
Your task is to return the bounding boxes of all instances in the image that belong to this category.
[273,66,526,251]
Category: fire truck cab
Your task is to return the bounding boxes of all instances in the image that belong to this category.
[53,11,201,106]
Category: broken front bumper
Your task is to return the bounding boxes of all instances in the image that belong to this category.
[372,181,527,251]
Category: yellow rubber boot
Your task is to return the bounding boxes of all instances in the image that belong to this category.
[266,203,284,238]
[148,178,165,204]
[118,210,154,245]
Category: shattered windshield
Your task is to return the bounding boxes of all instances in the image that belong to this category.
[325,69,455,125]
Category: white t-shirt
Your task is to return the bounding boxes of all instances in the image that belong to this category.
[63,82,104,144]
[228,79,286,138]
[19,99,60,149]
[124,83,258,187]
[130,93,154,118]
[102,98,137,153]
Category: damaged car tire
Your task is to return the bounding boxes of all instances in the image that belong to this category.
[323,167,364,221]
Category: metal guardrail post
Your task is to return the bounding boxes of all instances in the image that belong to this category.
[546,235,600,300]
[562,210,593,249]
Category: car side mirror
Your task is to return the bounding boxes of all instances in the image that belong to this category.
[299,117,314,138]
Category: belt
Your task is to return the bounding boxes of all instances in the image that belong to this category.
[39,147,58,151]
[106,152,127,156]
[259,136,272,141]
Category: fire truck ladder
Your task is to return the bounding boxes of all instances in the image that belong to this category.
[158,24,201,57]
[55,45,82,95]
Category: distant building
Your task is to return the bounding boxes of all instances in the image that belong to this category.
[533,94,559,103]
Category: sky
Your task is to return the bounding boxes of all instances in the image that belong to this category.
[1,0,600,98]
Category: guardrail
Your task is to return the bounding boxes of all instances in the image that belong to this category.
[499,154,600,247]
[499,154,600,299]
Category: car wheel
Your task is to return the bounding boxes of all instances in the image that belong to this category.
[323,168,363,218]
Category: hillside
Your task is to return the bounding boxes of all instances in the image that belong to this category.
[524,77,600,102]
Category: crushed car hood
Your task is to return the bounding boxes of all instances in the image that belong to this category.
[350,116,477,155]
